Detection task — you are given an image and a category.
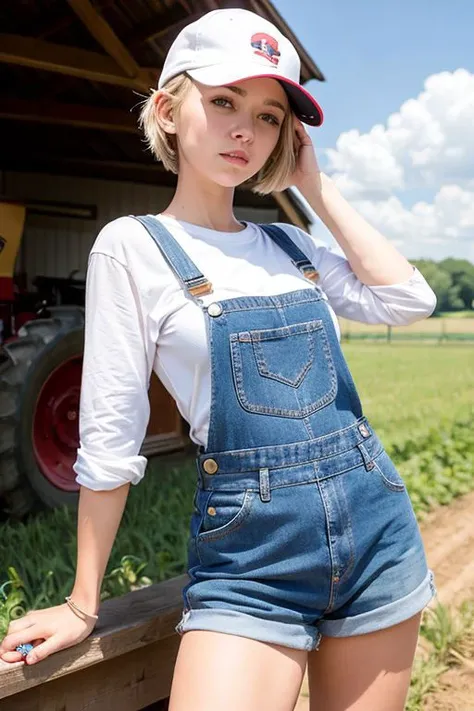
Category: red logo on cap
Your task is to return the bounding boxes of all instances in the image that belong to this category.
[250,33,280,66]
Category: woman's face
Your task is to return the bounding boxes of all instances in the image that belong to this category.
[173,76,289,187]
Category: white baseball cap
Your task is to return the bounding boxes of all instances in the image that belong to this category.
[158,8,324,127]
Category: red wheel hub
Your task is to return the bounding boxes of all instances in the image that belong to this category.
[32,357,82,491]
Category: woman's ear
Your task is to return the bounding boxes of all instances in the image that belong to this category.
[154,91,177,135]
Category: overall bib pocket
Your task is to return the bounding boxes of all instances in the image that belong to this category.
[230,320,337,418]
[193,487,254,543]
[372,450,406,492]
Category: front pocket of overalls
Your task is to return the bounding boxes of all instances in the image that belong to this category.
[372,450,406,492]
[194,488,254,543]
[230,320,337,417]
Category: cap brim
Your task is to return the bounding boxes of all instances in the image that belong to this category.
[187,64,324,127]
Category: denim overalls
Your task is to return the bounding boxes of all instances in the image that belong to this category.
[134,216,435,651]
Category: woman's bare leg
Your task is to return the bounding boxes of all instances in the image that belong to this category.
[307,613,422,711]
[169,630,307,711]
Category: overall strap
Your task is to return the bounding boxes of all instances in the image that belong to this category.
[259,223,319,283]
[131,215,213,299]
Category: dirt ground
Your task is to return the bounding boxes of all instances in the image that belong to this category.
[295,490,474,711]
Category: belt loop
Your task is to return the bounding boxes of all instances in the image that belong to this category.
[259,468,271,502]
[357,443,375,472]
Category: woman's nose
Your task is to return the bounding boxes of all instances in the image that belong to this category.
[231,119,255,142]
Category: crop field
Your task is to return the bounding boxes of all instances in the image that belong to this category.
[342,343,474,449]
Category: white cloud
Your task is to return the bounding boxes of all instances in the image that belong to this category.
[319,69,474,260]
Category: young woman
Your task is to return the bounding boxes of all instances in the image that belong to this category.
[1,8,437,711]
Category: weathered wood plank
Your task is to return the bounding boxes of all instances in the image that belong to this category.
[0,635,179,711]
[0,574,187,700]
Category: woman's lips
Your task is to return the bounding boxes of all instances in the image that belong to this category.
[219,152,249,166]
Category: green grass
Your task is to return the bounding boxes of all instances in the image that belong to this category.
[343,343,474,450]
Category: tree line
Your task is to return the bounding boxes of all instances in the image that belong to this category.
[411,258,474,315]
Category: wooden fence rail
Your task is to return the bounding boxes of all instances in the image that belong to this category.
[337,316,474,343]
[0,574,187,710]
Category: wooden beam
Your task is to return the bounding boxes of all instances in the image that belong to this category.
[0,34,157,91]
[126,10,202,47]
[0,575,186,701]
[271,190,308,231]
[0,152,177,187]
[0,98,138,133]
[1,637,178,711]
[66,0,141,78]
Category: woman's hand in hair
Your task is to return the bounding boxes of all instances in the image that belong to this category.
[281,116,322,195]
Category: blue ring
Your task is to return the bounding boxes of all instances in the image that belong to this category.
[16,643,34,658]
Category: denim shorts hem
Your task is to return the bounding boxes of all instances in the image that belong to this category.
[175,608,321,652]
[318,568,437,638]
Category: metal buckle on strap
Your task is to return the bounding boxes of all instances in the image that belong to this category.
[293,259,320,283]
[187,276,213,296]
[301,265,320,282]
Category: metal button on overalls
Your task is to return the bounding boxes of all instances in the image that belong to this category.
[203,458,219,474]
[208,303,222,317]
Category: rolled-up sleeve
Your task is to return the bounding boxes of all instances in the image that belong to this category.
[73,252,155,490]
[315,249,437,326]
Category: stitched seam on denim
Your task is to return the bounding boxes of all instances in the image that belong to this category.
[204,314,217,451]
[230,337,338,418]
[302,415,316,440]
[195,489,214,565]
[316,479,336,614]
[225,442,382,471]
[181,567,198,613]
[226,438,382,468]
[197,490,254,543]
[212,447,381,474]
[201,460,370,492]
[373,460,406,492]
[219,417,371,455]
[252,333,314,386]
[335,481,356,585]
[221,296,323,313]
[237,320,323,341]
[199,419,377,466]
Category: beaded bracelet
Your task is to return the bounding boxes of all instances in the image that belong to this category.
[65,596,99,620]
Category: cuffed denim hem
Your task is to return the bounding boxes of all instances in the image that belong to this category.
[319,569,437,638]
[175,608,321,651]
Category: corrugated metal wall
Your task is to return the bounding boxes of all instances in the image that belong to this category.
[5,171,278,283]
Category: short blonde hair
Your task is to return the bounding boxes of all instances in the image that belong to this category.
[139,73,297,195]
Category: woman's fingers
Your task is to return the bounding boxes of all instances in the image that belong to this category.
[0,625,46,655]
[0,637,44,664]
[1,650,26,664]
[24,636,63,665]
[0,614,35,655]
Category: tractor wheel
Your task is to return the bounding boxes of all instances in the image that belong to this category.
[0,306,85,520]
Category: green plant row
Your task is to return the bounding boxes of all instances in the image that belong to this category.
[406,600,474,710]
[397,413,474,518]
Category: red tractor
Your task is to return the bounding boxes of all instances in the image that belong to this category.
[0,200,88,519]
[0,200,187,520]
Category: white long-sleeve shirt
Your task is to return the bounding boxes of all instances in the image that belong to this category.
[73,214,436,491]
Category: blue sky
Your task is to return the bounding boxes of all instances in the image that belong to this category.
[273,0,473,261]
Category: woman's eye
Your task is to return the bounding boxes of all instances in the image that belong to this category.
[212,97,233,108]
[261,114,280,126]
